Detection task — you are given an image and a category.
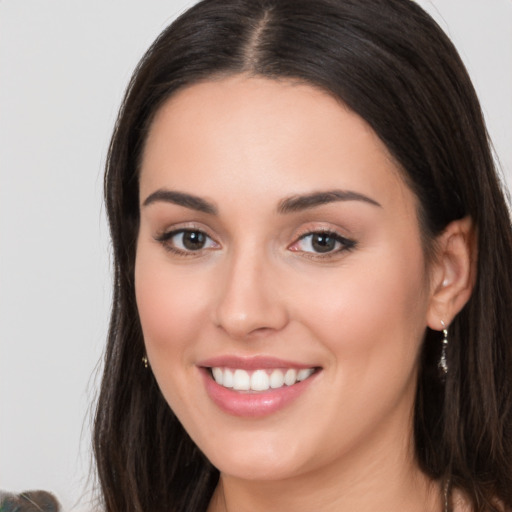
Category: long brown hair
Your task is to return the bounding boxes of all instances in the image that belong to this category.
[94,1,512,510]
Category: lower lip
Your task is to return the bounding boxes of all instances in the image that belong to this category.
[200,368,319,417]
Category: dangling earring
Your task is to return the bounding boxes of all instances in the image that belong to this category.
[439,321,448,374]
[142,355,149,369]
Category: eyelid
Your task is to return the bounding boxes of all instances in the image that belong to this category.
[288,227,357,257]
[154,220,216,240]
[152,222,356,258]
[154,224,220,256]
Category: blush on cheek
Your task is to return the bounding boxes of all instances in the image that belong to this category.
[135,258,212,360]
[310,249,426,361]
[137,283,185,345]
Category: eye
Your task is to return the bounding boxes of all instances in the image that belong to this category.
[157,229,219,254]
[290,231,356,255]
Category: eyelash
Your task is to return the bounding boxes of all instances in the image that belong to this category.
[289,229,357,259]
[155,228,219,256]
[155,227,357,259]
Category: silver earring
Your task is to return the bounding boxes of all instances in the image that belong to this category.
[439,321,448,374]
[142,355,149,369]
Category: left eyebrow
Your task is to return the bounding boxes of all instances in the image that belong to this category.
[277,189,382,214]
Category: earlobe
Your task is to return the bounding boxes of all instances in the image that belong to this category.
[426,216,477,329]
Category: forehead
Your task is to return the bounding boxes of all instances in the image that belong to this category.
[140,75,413,214]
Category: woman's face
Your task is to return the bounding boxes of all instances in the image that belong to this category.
[135,76,435,481]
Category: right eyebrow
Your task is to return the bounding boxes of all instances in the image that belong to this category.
[142,189,217,215]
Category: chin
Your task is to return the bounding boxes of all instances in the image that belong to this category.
[202,433,312,481]
[213,457,304,482]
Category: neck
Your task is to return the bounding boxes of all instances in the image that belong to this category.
[208,424,443,512]
[210,464,441,512]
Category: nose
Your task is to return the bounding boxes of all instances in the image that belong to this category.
[212,247,289,339]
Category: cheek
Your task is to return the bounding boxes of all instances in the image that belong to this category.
[296,241,429,374]
[290,246,429,452]
[134,247,217,424]
[134,247,209,366]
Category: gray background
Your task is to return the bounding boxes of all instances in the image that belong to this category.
[1,1,511,510]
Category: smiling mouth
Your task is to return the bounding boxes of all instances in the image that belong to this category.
[208,367,319,392]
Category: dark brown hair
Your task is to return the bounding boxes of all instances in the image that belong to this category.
[94,1,512,511]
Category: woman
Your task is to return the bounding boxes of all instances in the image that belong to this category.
[93,0,512,510]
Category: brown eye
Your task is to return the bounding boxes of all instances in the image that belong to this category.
[310,233,337,253]
[157,229,219,254]
[181,230,207,250]
[290,231,356,255]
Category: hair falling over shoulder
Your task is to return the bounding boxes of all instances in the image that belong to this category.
[94,0,512,510]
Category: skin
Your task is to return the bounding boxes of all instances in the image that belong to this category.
[135,75,474,512]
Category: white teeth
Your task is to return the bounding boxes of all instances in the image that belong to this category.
[211,367,315,391]
[269,369,285,388]
[284,368,297,386]
[233,369,250,390]
[251,370,270,391]
[212,367,223,385]
[297,368,314,381]
[223,368,234,388]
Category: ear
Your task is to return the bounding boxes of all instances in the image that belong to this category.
[426,216,477,330]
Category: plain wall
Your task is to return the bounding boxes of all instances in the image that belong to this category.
[1,1,511,510]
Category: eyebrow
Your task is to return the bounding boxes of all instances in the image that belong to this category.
[277,190,382,213]
[142,188,381,215]
[142,189,217,214]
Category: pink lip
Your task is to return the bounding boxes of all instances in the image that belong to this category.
[197,356,320,418]
[198,355,315,371]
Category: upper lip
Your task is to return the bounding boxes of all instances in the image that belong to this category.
[197,355,319,371]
